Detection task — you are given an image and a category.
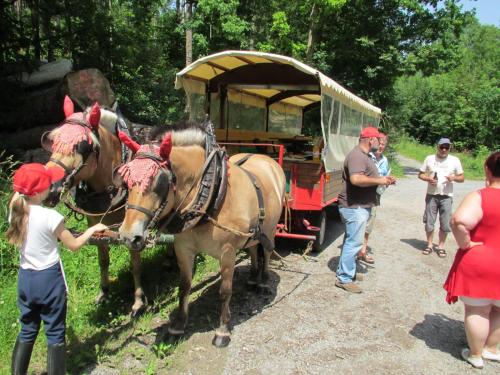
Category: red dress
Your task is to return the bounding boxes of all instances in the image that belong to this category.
[444,187,500,304]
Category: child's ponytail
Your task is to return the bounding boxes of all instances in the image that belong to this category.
[6,193,30,247]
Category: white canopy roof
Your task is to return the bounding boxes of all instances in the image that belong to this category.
[175,50,381,117]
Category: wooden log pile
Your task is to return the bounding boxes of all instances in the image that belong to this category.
[0,60,118,162]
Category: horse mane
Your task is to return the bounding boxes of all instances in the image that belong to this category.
[148,120,206,148]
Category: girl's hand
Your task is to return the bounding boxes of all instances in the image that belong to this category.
[91,223,108,233]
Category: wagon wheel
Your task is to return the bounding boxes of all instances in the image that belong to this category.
[312,209,327,252]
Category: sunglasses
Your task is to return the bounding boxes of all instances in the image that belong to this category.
[439,146,450,150]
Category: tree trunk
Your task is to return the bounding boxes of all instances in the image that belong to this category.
[31,0,41,61]
[185,0,193,66]
[306,2,319,63]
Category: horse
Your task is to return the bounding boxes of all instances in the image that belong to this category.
[114,123,286,347]
[42,96,147,316]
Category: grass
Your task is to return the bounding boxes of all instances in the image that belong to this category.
[0,189,223,374]
[391,135,489,180]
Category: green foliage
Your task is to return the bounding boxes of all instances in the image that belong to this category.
[0,152,19,276]
[394,135,488,179]
[389,21,499,152]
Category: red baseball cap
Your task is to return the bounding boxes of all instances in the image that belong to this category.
[13,163,65,196]
[360,126,381,138]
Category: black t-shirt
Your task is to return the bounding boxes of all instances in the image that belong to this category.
[338,145,380,208]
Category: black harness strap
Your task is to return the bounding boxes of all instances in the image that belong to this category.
[234,154,273,251]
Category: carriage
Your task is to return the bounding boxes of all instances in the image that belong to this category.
[175,51,382,250]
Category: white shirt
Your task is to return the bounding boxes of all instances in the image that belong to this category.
[20,205,64,270]
[420,154,464,196]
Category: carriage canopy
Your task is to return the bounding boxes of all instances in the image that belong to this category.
[175,50,381,171]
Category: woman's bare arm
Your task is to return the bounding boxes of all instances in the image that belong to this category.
[451,191,483,250]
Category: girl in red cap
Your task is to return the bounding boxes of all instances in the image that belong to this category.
[6,163,107,375]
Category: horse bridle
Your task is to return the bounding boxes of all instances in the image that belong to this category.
[123,150,176,231]
[46,118,101,192]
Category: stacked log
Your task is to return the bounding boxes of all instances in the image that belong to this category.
[0,61,118,161]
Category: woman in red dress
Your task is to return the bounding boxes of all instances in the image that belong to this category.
[444,151,500,369]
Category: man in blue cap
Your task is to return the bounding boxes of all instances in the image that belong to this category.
[418,138,464,258]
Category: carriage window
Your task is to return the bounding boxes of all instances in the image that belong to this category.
[340,105,363,137]
[181,78,207,123]
[321,94,333,135]
[227,91,266,131]
[189,94,206,123]
[269,103,301,135]
[210,93,222,129]
[330,100,340,134]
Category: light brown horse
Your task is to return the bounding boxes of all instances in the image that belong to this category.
[116,124,286,347]
[43,96,147,315]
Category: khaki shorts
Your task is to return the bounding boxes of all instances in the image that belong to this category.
[365,206,378,234]
[423,194,452,233]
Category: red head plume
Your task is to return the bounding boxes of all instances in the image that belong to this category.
[160,133,172,160]
[88,103,101,130]
[63,95,74,118]
[118,131,141,153]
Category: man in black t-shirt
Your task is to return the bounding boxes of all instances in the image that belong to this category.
[335,127,396,293]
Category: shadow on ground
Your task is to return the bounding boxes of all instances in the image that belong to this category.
[67,245,279,374]
[401,238,429,252]
[409,313,466,359]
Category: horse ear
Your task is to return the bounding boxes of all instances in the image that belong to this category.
[118,131,140,153]
[63,95,74,118]
[88,103,101,130]
[160,133,172,160]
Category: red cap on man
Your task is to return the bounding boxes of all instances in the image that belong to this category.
[359,126,381,138]
[13,163,65,196]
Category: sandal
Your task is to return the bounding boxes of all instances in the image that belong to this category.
[436,248,447,258]
[359,254,375,264]
[422,246,433,255]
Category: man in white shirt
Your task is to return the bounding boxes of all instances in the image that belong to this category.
[418,138,464,257]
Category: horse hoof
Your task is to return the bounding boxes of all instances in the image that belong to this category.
[212,334,231,348]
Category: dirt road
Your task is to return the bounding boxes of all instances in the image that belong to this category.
[162,156,499,375]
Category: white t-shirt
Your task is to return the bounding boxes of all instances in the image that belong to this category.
[20,205,65,270]
[420,154,464,196]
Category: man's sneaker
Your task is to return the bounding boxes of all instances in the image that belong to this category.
[335,279,362,293]
[461,348,484,369]
[482,348,500,361]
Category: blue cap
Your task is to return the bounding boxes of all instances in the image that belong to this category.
[438,138,451,145]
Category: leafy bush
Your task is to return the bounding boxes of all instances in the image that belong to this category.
[0,152,19,276]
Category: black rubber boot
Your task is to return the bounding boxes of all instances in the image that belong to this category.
[47,343,66,375]
[11,338,34,375]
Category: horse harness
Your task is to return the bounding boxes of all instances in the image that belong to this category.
[45,114,130,219]
[156,142,228,234]
[233,154,273,251]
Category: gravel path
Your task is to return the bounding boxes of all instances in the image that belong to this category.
[165,155,499,375]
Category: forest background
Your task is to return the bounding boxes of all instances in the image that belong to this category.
[0,0,498,152]
[0,1,498,372]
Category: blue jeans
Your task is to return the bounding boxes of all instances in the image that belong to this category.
[336,207,371,283]
[17,263,67,345]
